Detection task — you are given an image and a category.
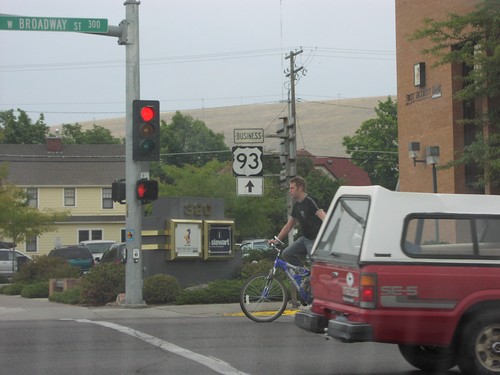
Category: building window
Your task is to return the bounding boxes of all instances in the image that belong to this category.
[78,230,103,243]
[64,188,76,206]
[25,237,37,253]
[26,188,38,208]
[102,188,113,209]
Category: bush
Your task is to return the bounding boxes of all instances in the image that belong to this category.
[175,279,244,305]
[13,255,80,283]
[0,275,9,284]
[143,274,181,305]
[80,263,125,306]
[0,282,27,295]
[49,287,82,305]
[240,259,274,279]
[20,281,49,298]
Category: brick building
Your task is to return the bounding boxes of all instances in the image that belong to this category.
[396,0,498,194]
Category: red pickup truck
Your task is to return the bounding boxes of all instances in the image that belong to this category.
[295,186,500,375]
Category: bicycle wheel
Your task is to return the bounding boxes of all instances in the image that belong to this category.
[239,273,288,322]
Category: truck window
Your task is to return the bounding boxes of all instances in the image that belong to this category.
[312,197,370,263]
[403,214,500,259]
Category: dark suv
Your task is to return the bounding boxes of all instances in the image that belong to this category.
[49,245,95,274]
[100,242,127,264]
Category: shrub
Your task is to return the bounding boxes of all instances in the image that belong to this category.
[80,263,125,306]
[13,255,80,283]
[143,274,181,305]
[0,282,27,295]
[0,275,9,284]
[240,259,274,279]
[49,287,82,305]
[175,279,244,305]
[20,281,49,298]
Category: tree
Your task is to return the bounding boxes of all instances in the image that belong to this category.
[59,123,122,144]
[342,97,399,189]
[160,111,230,167]
[0,109,49,144]
[155,160,286,240]
[411,0,500,191]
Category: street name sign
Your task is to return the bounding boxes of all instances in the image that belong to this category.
[237,177,263,196]
[233,128,264,144]
[0,15,109,33]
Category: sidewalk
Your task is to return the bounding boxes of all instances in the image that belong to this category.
[0,293,244,321]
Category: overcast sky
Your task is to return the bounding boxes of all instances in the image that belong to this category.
[0,0,396,126]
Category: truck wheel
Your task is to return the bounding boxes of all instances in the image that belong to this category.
[398,344,456,372]
[457,311,500,375]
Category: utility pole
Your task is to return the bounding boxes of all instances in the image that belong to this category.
[282,49,302,245]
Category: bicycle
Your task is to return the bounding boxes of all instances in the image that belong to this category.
[239,237,312,323]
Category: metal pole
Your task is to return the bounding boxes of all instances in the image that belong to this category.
[124,0,145,306]
[432,164,438,193]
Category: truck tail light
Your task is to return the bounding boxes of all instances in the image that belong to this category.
[360,274,377,309]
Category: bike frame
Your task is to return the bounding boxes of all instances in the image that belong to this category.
[268,247,311,303]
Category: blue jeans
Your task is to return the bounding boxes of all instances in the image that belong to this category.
[281,236,314,266]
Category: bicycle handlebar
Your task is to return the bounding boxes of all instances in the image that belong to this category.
[273,236,285,246]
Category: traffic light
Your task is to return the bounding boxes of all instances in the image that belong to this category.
[132,100,160,161]
[136,179,158,204]
[111,179,126,204]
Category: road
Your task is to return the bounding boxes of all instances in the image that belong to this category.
[0,295,461,375]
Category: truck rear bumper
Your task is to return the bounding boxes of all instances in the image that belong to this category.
[295,310,373,342]
[295,310,328,333]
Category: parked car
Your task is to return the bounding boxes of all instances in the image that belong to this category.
[100,242,127,264]
[295,185,500,375]
[79,240,117,262]
[240,239,273,258]
[0,249,32,278]
[49,245,95,274]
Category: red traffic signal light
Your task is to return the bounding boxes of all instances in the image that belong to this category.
[133,100,160,161]
[136,179,158,203]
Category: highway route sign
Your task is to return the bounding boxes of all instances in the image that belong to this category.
[232,146,263,176]
[233,128,264,144]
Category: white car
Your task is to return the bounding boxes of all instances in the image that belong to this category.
[240,239,271,257]
[0,249,32,278]
[79,240,117,262]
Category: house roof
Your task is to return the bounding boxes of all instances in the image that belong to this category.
[298,149,371,186]
[0,141,125,186]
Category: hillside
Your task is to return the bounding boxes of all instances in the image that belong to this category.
[75,96,391,157]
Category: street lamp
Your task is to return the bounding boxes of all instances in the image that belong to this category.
[408,141,440,193]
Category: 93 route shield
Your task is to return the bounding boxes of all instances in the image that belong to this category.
[232,146,263,176]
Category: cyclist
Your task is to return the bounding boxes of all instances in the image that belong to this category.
[270,176,326,267]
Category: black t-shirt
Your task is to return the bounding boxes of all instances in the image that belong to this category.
[291,195,323,240]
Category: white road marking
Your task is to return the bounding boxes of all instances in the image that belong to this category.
[67,319,250,375]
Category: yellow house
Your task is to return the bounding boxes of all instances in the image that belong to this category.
[1,138,126,255]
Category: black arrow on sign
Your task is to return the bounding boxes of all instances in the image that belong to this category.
[245,180,255,192]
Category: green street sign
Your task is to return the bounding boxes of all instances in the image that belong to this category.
[0,15,108,33]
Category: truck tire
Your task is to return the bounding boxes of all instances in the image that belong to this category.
[398,344,456,372]
[457,311,500,375]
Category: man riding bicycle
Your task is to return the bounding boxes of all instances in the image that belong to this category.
[269,176,326,267]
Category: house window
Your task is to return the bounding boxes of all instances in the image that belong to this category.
[25,237,37,253]
[26,188,38,208]
[102,188,113,209]
[64,188,76,206]
[78,230,103,243]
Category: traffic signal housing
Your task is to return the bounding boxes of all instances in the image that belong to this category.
[111,179,126,204]
[132,100,160,161]
[136,179,158,204]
